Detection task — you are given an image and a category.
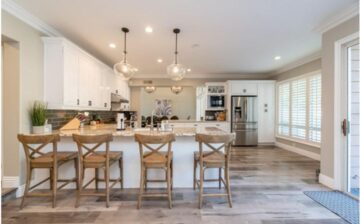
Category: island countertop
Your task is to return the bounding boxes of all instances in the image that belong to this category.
[56,124,229,137]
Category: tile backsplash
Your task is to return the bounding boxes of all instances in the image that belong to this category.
[46,110,118,130]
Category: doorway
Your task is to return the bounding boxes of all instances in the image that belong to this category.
[343,41,360,198]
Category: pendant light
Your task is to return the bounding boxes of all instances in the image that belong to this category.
[114,27,136,80]
[167,28,187,81]
[170,86,183,95]
[144,86,156,94]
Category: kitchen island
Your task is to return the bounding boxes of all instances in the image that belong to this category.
[34,124,230,189]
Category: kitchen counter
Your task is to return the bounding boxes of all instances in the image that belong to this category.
[57,124,228,137]
[33,124,231,190]
[163,120,228,123]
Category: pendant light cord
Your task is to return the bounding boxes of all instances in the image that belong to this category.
[123,31,127,63]
[175,32,178,64]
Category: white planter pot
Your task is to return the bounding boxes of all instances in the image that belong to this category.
[32,125,46,134]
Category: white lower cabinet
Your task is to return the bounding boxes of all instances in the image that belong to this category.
[168,122,230,132]
[43,37,130,111]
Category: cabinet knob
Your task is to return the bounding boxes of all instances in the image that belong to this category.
[77,99,80,105]
[243,89,247,93]
[88,100,92,106]
[216,124,220,126]
[104,103,107,108]
[116,90,118,94]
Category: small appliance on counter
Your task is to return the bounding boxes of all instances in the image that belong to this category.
[116,113,126,130]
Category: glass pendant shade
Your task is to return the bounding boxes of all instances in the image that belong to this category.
[167,63,187,81]
[113,27,136,80]
[114,60,135,80]
[167,28,187,81]
[170,86,183,94]
[144,86,156,93]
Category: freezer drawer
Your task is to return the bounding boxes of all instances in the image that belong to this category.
[233,129,258,146]
[232,122,257,130]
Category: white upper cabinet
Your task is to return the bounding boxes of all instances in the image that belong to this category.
[43,37,129,111]
[228,81,258,95]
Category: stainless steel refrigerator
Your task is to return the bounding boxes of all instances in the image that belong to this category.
[231,96,258,146]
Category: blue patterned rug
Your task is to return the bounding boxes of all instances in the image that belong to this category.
[304,191,359,224]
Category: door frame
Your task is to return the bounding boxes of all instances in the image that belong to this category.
[333,31,359,191]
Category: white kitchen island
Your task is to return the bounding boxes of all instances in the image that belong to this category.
[33,124,230,189]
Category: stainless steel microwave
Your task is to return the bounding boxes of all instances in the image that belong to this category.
[209,95,225,108]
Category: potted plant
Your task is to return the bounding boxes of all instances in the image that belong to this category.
[29,101,47,134]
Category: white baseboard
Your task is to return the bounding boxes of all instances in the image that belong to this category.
[275,141,320,161]
[2,176,19,188]
[319,173,334,189]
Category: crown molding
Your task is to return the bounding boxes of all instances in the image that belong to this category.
[270,51,321,76]
[2,0,62,37]
[131,73,269,79]
[313,2,359,34]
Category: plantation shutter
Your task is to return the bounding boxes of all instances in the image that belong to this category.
[291,78,307,139]
[278,83,290,136]
[309,75,321,142]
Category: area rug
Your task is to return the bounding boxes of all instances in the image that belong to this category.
[304,191,359,224]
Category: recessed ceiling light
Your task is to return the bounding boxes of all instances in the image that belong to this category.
[134,68,139,72]
[109,43,116,48]
[145,26,153,33]
[157,58,163,63]
[274,56,281,60]
[187,68,191,72]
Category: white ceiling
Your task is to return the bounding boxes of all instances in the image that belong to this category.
[11,0,358,77]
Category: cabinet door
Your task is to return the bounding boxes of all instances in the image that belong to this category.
[78,53,93,107]
[257,83,275,143]
[230,82,258,95]
[63,46,79,107]
[101,68,112,110]
[90,62,102,108]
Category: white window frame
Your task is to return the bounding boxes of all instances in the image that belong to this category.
[276,70,321,148]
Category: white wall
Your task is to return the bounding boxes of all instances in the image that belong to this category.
[2,10,46,185]
[140,87,196,120]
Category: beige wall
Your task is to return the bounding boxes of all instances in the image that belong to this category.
[139,87,196,120]
[2,11,46,184]
[273,59,322,156]
[2,41,20,177]
[321,15,359,179]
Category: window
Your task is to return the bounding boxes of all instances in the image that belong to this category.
[276,72,321,144]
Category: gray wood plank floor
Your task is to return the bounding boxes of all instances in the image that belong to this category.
[2,146,347,224]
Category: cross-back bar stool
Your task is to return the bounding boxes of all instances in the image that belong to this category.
[135,133,175,209]
[193,133,235,208]
[72,133,123,208]
[18,133,78,209]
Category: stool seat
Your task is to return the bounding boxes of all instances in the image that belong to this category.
[31,151,77,168]
[143,151,173,167]
[83,151,123,168]
[194,151,225,167]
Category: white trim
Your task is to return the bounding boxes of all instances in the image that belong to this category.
[272,51,321,75]
[314,2,359,34]
[319,173,334,189]
[132,73,270,79]
[275,135,320,148]
[2,0,62,37]
[333,32,360,191]
[275,141,320,161]
[2,176,19,188]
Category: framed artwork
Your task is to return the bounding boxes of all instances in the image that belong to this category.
[155,99,172,116]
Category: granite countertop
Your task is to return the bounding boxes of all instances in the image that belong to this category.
[163,120,228,123]
[57,124,229,137]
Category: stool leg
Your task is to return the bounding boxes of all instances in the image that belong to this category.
[225,163,232,208]
[52,165,57,208]
[199,166,204,209]
[170,159,173,190]
[75,166,83,208]
[95,168,99,191]
[105,165,110,208]
[74,158,79,190]
[167,167,172,209]
[218,167,222,189]
[119,158,124,189]
[49,168,53,190]
[20,166,32,209]
[137,166,145,209]
[193,158,197,190]
[144,167,148,191]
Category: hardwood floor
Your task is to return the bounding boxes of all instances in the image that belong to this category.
[2,146,347,224]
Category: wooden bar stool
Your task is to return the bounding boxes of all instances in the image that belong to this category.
[135,133,175,209]
[72,134,123,208]
[17,134,78,209]
[193,133,235,208]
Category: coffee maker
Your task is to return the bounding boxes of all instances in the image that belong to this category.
[116,113,126,130]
